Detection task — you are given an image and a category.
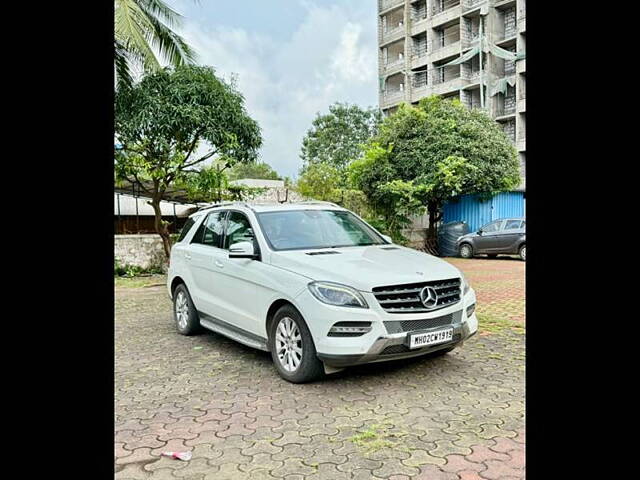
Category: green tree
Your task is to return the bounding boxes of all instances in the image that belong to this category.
[227,161,282,181]
[179,161,267,204]
[300,103,382,175]
[296,162,341,201]
[351,96,520,238]
[115,65,262,258]
[115,0,197,89]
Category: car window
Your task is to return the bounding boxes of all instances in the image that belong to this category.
[177,215,198,242]
[504,220,523,230]
[191,211,225,248]
[224,212,254,249]
[257,210,385,251]
[481,221,502,233]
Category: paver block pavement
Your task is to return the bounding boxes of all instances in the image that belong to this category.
[116,258,524,479]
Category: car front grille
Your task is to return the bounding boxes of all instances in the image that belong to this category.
[380,333,462,355]
[372,278,462,313]
[384,310,463,334]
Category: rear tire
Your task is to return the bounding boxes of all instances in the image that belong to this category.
[459,244,473,259]
[173,284,202,336]
[269,305,324,383]
[519,244,526,261]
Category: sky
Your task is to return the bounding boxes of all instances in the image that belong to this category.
[169,0,379,179]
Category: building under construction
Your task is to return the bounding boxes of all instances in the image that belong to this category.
[378,0,526,188]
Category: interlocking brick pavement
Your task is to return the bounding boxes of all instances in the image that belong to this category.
[115,258,524,479]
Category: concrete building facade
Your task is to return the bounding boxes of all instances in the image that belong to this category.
[377,0,526,187]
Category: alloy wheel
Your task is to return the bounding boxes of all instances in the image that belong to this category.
[275,316,303,372]
[175,291,189,330]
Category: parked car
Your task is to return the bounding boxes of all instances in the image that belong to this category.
[456,218,526,261]
[167,202,478,383]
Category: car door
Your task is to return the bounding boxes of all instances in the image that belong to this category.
[497,219,524,253]
[187,210,229,320]
[473,220,504,253]
[210,210,264,336]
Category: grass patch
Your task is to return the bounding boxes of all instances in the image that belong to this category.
[478,313,525,336]
[349,423,401,453]
[115,275,166,289]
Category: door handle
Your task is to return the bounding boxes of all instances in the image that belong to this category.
[184,253,192,260]
[214,260,224,268]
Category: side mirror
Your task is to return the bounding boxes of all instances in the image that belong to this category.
[381,234,393,243]
[229,241,258,259]
[477,229,483,235]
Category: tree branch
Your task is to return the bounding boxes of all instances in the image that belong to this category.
[182,129,205,164]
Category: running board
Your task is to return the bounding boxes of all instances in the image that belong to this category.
[199,313,269,352]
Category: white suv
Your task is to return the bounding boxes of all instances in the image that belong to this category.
[167,202,478,383]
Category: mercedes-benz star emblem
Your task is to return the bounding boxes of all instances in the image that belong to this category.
[419,286,439,310]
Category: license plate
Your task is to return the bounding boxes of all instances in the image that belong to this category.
[409,328,453,349]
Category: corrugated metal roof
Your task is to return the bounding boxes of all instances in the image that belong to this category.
[443,192,525,232]
[114,193,197,217]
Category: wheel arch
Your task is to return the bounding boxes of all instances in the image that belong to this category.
[266,299,297,334]
[170,276,186,297]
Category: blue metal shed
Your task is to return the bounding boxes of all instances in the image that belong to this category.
[442,191,525,232]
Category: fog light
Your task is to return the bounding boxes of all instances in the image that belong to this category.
[328,321,372,337]
[466,303,476,317]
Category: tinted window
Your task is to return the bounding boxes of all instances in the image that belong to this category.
[504,220,523,230]
[257,210,385,251]
[481,221,502,233]
[177,216,198,242]
[191,211,225,248]
[224,212,254,249]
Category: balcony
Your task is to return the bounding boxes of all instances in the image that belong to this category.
[383,56,405,74]
[379,0,404,13]
[411,71,429,99]
[433,0,460,15]
[411,44,429,67]
[495,102,516,118]
[431,28,461,62]
[381,24,405,44]
[411,4,427,22]
[429,65,462,95]
[431,0,461,27]
[462,0,485,12]
[381,88,406,106]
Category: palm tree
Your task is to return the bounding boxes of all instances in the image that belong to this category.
[115,0,197,88]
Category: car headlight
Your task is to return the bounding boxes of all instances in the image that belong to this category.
[461,273,470,295]
[308,281,369,309]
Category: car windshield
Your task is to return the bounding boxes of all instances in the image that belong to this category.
[257,210,386,251]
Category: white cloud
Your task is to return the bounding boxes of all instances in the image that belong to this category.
[178,2,378,178]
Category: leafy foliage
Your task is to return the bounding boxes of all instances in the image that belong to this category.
[227,161,282,181]
[115,65,262,257]
[179,163,267,203]
[351,96,520,238]
[115,0,197,89]
[300,103,382,175]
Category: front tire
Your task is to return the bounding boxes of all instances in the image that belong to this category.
[519,244,526,261]
[459,243,474,259]
[269,305,324,383]
[173,284,202,336]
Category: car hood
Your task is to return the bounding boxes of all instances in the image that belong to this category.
[269,245,462,292]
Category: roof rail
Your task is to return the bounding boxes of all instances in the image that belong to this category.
[196,201,255,212]
[295,200,341,208]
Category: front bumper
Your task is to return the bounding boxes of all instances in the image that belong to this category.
[295,287,478,368]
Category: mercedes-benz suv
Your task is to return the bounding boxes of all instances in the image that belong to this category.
[167,202,478,383]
